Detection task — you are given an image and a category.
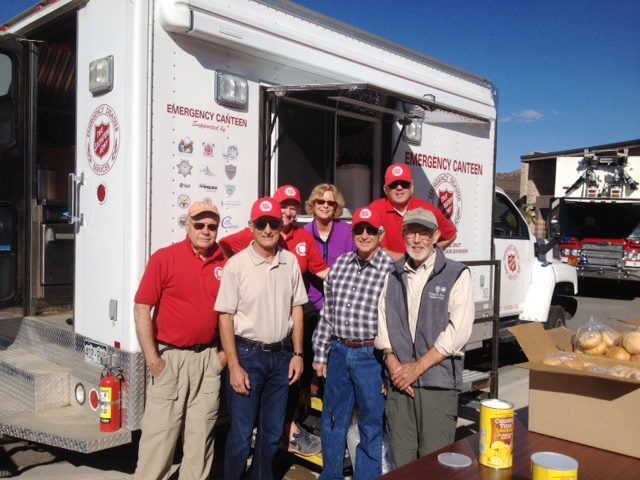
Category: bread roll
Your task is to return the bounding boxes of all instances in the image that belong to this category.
[606,346,631,362]
[577,330,603,350]
[583,342,607,356]
[562,357,585,370]
[608,366,635,378]
[543,356,562,366]
[622,331,640,355]
[601,329,621,348]
[630,354,640,363]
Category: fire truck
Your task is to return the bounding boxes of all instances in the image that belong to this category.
[0,0,575,452]
[552,149,640,282]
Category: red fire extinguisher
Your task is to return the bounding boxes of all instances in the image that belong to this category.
[99,364,122,433]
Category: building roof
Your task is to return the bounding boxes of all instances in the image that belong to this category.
[521,139,640,162]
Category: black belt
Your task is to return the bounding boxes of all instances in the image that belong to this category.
[236,335,292,352]
[158,342,216,354]
[337,338,376,348]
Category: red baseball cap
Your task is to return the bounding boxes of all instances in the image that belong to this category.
[384,164,412,186]
[250,197,280,222]
[352,207,382,230]
[273,185,301,206]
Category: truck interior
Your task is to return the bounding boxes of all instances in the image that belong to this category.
[0,12,77,320]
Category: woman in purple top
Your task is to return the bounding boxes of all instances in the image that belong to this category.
[304,183,355,311]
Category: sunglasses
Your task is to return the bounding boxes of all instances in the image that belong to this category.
[352,225,379,236]
[191,222,218,232]
[388,181,411,190]
[315,199,338,208]
[254,219,283,230]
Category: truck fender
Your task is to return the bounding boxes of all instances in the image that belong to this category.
[519,261,578,322]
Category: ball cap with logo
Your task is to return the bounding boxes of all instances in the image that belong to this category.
[384,163,413,186]
[187,201,220,219]
[352,207,382,230]
[273,184,301,206]
[403,207,438,230]
[250,197,281,222]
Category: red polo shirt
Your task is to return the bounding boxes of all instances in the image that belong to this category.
[218,226,328,276]
[368,196,457,254]
[134,237,226,347]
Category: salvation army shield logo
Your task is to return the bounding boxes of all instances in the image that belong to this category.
[295,242,307,256]
[94,123,110,158]
[503,245,520,280]
[427,173,462,226]
[214,267,223,280]
[225,164,237,180]
[438,189,454,219]
[86,104,120,175]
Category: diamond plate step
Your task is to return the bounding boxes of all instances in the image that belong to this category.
[0,390,131,453]
[0,346,69,411]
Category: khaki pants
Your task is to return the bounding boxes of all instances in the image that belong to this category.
[385,387,458,468]
[135,347,223,480]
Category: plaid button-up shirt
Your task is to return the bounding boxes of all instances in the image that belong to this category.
[312,248,394,364]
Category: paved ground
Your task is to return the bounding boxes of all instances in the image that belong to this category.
[1,278,637,479]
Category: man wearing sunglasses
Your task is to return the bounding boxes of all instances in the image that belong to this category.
[369,163,457,260]
[134,201,226,480]
[375,208,473,467]
[216,197,308,480]
[312,207,394,480]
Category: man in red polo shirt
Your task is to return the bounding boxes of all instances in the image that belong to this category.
[369,164,457,260]
[134,201,227,480]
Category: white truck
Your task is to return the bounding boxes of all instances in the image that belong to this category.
[0,0,576,452]
[552,149,640,282]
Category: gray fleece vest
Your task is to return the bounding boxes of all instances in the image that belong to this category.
[385,247,468,390]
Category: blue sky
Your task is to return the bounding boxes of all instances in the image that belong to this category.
[2,0,639,172]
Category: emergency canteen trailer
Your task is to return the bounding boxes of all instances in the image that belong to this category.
[0,0,576,452]
[552,149,640,282]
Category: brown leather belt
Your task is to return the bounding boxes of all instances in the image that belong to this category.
[338,338,375,348]
[236,335,292,352]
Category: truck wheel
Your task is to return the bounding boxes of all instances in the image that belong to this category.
[545,305,566,330]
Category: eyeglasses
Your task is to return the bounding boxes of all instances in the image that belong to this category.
[315,199,338,208]
[191,222,219,232]
[388,181,411,190]
[254,219,282,230]
[352,225,379,236]
[403,229,434,239]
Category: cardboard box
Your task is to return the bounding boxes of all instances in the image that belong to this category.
[510,322,640,458]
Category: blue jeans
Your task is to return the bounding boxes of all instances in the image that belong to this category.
[319,341,385,480]
[224,343,292,480]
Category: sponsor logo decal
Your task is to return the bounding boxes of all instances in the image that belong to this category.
[179,182,191,188]
[225,164,237,180]
[178,214,187,228]
[222,199,242,210]
[200,166,215,177]
[199,183,218,192]
[503,245,520,280]
[202,142,215,157]
[178,137,193,153]
[177,159,193,178]
[214,267,223,280]
[427,173,463,226]
[223,145,239,160]
[86,104,120,175]
[428,285,447,300]
[225,184,236,196]
[177,194,190,209]
[295,242,307,256]
[221,216,238,229]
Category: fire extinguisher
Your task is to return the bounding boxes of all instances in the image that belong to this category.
[99,363,122,433]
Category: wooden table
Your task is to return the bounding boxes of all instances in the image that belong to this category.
[381,417,640,480]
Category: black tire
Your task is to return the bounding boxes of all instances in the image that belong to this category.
[545,304,567,330]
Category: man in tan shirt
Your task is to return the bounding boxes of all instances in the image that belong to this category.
[375,208,474,467]
[216,197,307,480]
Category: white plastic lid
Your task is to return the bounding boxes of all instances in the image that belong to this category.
[531,451,579,471]
[437,452,472,468]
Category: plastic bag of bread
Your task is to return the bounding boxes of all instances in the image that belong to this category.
[542,352,585,370]
[574,317,620,356]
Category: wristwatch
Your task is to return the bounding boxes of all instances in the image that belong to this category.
[292,352,304,357]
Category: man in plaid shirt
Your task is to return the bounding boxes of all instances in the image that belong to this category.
[312,207,394,480]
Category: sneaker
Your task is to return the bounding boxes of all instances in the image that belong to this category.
[288,428,322,456]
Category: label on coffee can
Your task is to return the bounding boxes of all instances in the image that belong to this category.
[479,398,514,469]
